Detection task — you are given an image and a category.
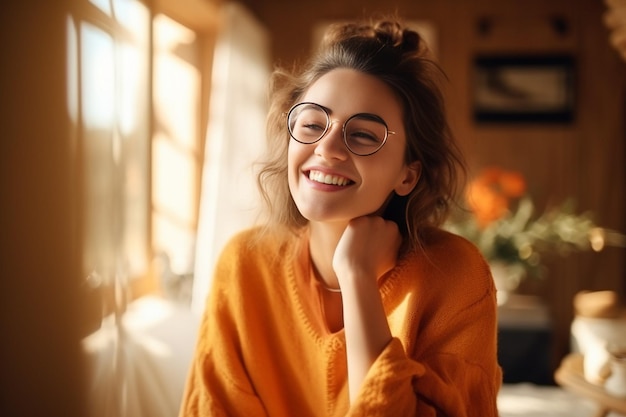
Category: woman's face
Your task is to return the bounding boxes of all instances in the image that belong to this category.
[287,68,420,226]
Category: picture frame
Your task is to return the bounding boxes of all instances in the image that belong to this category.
[472,55,576,123]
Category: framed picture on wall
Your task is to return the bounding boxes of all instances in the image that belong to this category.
[473,54,576,123]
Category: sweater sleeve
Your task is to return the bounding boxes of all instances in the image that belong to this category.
[177,312,269,417]
[178,233,269,417]
[349,341,500,417]
[347,268,501,417]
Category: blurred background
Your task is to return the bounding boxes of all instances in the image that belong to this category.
[0,0,624,416]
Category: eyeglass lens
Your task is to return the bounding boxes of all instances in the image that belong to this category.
[287,103,388,156]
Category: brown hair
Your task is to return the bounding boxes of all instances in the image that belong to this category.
[257,17,466,247]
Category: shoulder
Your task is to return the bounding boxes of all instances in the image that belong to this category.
[418,226,486,265]
[211,226,302,298]
[404,227,495,302]
[220,226,295,259]
[215,226,303,280]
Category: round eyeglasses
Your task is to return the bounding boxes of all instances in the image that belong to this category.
[286,102,396,156]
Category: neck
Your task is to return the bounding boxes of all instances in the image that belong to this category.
[308,221,347,290]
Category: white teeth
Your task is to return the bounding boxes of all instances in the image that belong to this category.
[308,170,351,186]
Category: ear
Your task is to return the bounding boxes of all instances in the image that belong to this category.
[395,161,421,197]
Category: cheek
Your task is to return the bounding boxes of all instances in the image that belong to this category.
[360,152,405,184]
[287,143,301,189]
[287,141,309,169]
[287,167,297,194]
[287,142,296,170]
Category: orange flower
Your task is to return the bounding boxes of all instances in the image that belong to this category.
[479,167,504,184]
[466,181,508,227]
[499,171,526,198]
[466,167,527,228]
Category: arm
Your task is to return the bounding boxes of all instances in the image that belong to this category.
[335,222,501,416]
[332,216,401,403]
[347,293,501,417]
[341,269,393,403]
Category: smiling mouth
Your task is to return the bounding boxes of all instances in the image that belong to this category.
[308,170,354,186]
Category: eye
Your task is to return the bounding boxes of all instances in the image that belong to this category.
[300,120,326,132]
[289,104,328,141]
[347,129,382,144]
[345,117,386,148]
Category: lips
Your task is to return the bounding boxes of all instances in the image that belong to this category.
[308,170,354,186]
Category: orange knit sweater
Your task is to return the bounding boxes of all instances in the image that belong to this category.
[179,227,502,417]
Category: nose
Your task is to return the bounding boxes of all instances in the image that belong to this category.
[314,121,348,160]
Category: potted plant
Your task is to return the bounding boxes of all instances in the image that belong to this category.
[445,167,626,304]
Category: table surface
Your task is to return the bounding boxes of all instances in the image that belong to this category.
[554,353,626,416]
[498,294,551,329]
[82,296,200,417]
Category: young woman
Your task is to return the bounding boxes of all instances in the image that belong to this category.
[179,17,502,417]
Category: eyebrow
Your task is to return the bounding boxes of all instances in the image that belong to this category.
[315,103,332,114]
[353,113,387,124]
[312,102,387,124]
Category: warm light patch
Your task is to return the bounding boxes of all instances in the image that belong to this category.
[151,14,202,275]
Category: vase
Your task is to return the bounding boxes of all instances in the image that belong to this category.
[571,316,626,384]
[605,346,626,397]
[489,261,526,305]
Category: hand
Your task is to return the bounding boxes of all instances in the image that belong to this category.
[332,216,402,288]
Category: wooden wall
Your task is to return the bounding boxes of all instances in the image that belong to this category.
[0,1,86,416]
[239,0,626,371]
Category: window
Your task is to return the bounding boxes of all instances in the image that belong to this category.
[67,0,151,287]
[68,0,215,316]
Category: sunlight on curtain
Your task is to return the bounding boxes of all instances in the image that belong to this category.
[192,2,270,314]
[116,0,151,277]
[80,23,119,278]
[152,14,201,276]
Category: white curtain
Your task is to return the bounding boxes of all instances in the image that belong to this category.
[191,2,270,315]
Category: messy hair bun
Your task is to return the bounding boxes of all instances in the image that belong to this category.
[321,19,427,57]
